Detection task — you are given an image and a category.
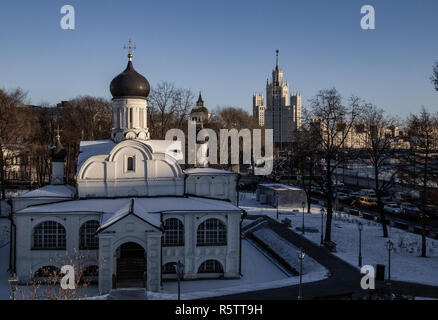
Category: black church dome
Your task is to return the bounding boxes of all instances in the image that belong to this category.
[110,60,150,99]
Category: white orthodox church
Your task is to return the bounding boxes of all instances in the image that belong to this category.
[9,49,243,294]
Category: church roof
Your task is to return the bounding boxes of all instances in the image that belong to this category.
[77,140,116,173]
[51,139,66,162]
[16,185,76,199]
[110,60,150,99]
[184,168,236,175]
[15,197,242,229]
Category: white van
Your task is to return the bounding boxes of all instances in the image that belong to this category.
[360,189,376,198]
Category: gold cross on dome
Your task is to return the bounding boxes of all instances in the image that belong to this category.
[55,126,63,141]
[123,39,136,61]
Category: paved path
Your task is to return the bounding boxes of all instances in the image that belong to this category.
[211,216,438,300]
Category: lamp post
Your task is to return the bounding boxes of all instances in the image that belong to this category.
[297,248,305,300]
[175,260,184,301]
[301,201,306,235]
[358,222,363,267]
[320,208,325,245]
[8,274,18,300]
[385,240,394,283]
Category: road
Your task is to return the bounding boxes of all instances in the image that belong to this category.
[311,194,438,239]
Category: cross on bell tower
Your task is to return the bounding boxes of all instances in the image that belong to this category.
[123,39,136,61]
[55,126,63,142]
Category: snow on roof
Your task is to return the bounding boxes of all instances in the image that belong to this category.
[16,196,242,228]
[144,140,181,154]
[17,185,76,199]
[77,140,115,172]
[16,198,128,214]
[259,184,303,191]
[184,168,236,175]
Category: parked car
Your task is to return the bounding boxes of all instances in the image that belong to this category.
[381,196,393,204]
[349,192,362,202]
[400,203,420,214]
[425,205,438,219]
[383,203,402,214]
[359,189,376,198]
[393,192,410,204]
[400,203,421,220]
[336,192,350,202]
[352,196,377,208]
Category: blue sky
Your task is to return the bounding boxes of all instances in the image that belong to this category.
[0,0,437,117]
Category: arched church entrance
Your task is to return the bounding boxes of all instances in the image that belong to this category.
[115,242,146,288]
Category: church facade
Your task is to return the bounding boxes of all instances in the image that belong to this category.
[10,49,243,293]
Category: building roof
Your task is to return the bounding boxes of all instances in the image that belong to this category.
[259,184,303,191]
[16,185,76,199]
[15,196,242,229]
[110,60,150,99]
[77,140,116,172]
[184,168,236,175]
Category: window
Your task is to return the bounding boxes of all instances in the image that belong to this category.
[127,157,134,171]
[34,266,61,278]
[33,221,66,249]
[198,260,223,273]
[162,262,176,274]
[81,265,99,278]
[163,218,184,246]
[129,108,133,128]
[197,219,226,246]
[79,220,99,250]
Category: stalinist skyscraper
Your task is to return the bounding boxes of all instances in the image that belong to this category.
[253,50,301,144]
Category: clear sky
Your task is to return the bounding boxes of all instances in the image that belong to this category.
[0,0,437,117]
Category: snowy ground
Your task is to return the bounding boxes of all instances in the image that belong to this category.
[240,192,438,287]
[154,239,327,300]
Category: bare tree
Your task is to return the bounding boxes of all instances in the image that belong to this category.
[359,106,398,238]
[0,89,33,198]
[306,88,364,243]
[173,88,195,130]
[431,61,438,92]
[59,96,111,183]
[147,81,179,138]
[290,128,320,213]
[400,108,438,257]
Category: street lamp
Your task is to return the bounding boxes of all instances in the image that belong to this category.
[320,208,325,245]
[8,274,18,300]
[357,222,363,267]
[297,248,305,300]
[175,260,184,301]
[385,240,394,284]
[301,201,306,235]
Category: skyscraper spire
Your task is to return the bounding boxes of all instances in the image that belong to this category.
[275,49,279,69]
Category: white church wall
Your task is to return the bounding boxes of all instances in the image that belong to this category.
[161,211,241,281]
[77,140,185,199]
[185,174,237,205]
[14,213,100,282]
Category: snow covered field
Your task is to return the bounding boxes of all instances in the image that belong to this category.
[240,192,438,287]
